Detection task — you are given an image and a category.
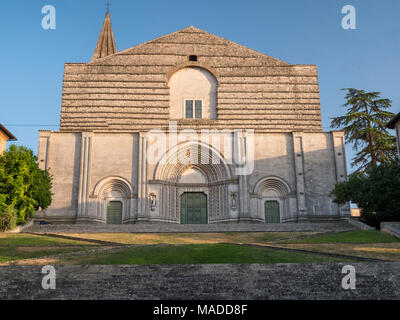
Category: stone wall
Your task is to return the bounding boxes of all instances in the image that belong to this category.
[38,131,140,223]
[60,26,322,133]
[396,121,400,155]
[38,129,349,224]
[1,263,399,300]
[381,222,400,238]
[37,26,351,224]
[169,67,217,119]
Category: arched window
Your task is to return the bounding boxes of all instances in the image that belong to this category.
[168,67,217,120]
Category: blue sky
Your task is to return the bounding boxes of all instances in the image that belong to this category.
[0,0,399,173]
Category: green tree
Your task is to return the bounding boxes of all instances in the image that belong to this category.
[331,160,400,228]
[0,206,17,232]
[0,145,52,224]
[331,88,397,172]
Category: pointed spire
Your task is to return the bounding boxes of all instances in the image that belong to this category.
[92,12,117,61]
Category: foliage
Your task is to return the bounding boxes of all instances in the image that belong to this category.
[0,145,52,225]
[0,206,17,232]
[331,88,397,172]
[331,160,400,228]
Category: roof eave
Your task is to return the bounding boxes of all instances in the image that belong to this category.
[0,124,17,141]
[387,112,400,129]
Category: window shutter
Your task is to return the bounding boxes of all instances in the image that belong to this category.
[195,100,202,119]
[185,100,193,118]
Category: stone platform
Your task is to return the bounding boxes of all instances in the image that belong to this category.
[1,262,399,300]
[381,222,400,239]
[23,221,357,234]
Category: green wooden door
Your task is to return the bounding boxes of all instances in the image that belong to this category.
[265,201,280,224]
[107,201,122,224]
[180,193,208,224]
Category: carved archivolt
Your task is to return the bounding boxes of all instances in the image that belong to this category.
[253,176,291,199]
[153,141,234,222]
[155,141,232,183]
[91,176,134,223]
[93,176,133,199]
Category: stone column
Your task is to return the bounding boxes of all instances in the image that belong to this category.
[38,131,51,171]
[331,131,350,217]
[77,132,93,218]
[292,132,307,220]
[37,131,52,219]
[331,131,347,183]
[235,131,250,220]
[137,133,148,219]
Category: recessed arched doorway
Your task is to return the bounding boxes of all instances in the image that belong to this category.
[264,201,280,224]
[107,201,123,224]
[180,192,208,224]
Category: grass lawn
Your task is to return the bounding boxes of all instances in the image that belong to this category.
[277,243,400,261]
[276,230,400,261]
[0,233,97,264]
[68,243,355,265]
[285,230,400,244]
[1,230,398,264]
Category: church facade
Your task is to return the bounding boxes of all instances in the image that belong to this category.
[37,13,350,224]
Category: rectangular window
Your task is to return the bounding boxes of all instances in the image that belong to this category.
[185,100,193,119]
[185,99,202,119]
[195,100,202,118]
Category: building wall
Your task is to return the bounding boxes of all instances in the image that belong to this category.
[0,142,4,154]
[0,131,7,154]
[37,131,81,222]
[169,67,217,119]
[59,27,322,133]
[90,133,138,193]
[37,130,350,224]
[38,27,350,224]
[396,121,400,155]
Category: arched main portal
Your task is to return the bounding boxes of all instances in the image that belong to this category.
[180,192,208,224]
[151,141,236,223]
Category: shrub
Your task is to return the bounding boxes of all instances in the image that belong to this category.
[0,145,52,224]
[0,206,17,232]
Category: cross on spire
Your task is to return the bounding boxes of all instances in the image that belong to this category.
[106,0,111,14]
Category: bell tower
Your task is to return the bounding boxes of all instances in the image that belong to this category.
[92,7,117,61]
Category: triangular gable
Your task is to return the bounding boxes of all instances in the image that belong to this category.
[89,26,291,66]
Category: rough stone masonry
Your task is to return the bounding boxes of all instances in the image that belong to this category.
[1,263,399,300]
[36,13,350,226]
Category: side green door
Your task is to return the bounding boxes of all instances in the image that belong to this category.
[107,201,122,224]
[264,201,280,224]
[181,193,208,224]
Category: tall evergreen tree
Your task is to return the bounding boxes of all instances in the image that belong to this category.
[331,88,397,172]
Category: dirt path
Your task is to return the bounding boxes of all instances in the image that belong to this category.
[24,232,127,246]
